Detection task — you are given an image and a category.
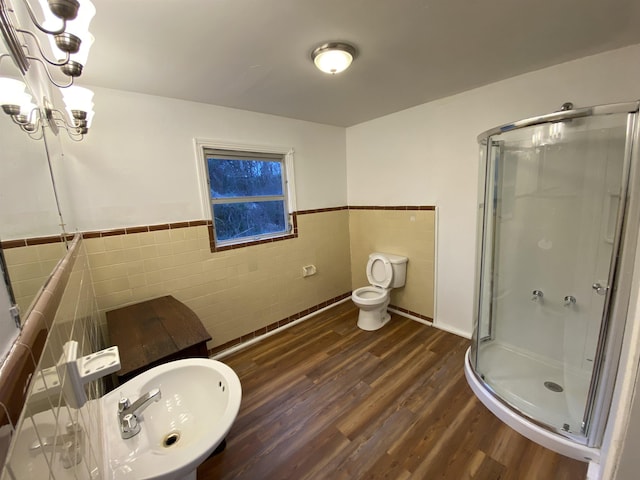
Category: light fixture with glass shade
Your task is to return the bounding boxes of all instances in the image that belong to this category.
[0,76,43,137]
[0,76,29,114]
[0,0,96,140]
[61,84,94,133]
[0,63,94,139]
[0,0,96,87]
[311,42,357,75]
[40,0,96,78]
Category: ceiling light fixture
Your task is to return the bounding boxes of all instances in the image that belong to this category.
[311,42,357,75]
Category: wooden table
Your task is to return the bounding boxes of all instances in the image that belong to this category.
[106,295,212,384]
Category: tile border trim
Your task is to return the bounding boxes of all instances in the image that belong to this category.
[296,206,348,215]
[348,205,436,211]
[388,304,433,322]
[297,205,435,215]
[1,235,69,249]
[1,206,436,249]
[81,220,209,240]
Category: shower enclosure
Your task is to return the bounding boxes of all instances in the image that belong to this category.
[465,101,640,461]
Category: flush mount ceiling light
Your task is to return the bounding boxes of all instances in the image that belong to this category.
[311,42,357,75]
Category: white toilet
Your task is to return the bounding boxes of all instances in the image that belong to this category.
[352,252,408,331]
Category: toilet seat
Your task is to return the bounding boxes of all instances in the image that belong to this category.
[366,254,393,288]
[352,285,390,306]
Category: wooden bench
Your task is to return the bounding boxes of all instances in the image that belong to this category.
[107,295,212,384]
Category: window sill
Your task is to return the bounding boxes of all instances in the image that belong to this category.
[207,213,298,252]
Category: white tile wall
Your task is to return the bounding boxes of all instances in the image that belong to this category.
[2,238,105,480]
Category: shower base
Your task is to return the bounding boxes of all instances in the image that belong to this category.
[464,347,600,462]
[475,342,590,433]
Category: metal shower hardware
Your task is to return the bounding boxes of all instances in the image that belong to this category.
[592,283,610,296]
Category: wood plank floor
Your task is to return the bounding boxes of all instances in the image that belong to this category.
[198,302,588,479]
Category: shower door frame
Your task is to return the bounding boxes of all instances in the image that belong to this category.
[472,100,640,448]
[474,140,504,347]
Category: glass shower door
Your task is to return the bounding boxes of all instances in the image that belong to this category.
[473,111,631,439]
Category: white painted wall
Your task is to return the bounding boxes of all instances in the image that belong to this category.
[346,43,640,338]
[55,87,347,232]
[612,357,640,479]
[0,118,62,240]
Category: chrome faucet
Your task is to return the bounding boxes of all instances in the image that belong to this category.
[118,388,161,439]
[531,290,544,301]
[30,421,83,468]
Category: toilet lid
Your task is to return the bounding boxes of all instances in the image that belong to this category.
[366,254,393,288]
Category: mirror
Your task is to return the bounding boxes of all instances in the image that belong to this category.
[0,73,69,475]
[0,81,68,321]
[0,251,18,359]
[0,4,81,476]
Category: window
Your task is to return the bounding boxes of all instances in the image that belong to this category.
[203,147,293,247]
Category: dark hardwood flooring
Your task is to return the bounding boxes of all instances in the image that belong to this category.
[198,302,588,479]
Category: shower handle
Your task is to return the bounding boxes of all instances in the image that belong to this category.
[592,283,610,296]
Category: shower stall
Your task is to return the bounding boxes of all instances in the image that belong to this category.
[465,101,640,461]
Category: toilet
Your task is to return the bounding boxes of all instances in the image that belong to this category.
[352,252,408,331]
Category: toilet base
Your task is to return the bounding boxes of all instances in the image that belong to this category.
[357,308,391,331]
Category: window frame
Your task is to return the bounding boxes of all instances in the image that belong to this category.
[195,139,297,250]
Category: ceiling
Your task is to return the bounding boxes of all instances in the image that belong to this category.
[82,0,640,127]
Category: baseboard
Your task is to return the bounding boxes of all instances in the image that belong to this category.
[388,307,433,326]
[432,320,472,339]
[210,297,351,360]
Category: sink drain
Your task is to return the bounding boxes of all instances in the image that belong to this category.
[544,381,564,393]
[162,432,181,448]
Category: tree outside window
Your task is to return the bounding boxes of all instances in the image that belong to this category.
[204,148,290,246]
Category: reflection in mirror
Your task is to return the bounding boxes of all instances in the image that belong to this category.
[2,236,104,480]
[0,250,18,360]
[0,79,67,320]
[0,1,96,476]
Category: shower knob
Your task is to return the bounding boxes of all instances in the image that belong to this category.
[592,283,610,296]
[531,290,543,301]
[563,295,576,307]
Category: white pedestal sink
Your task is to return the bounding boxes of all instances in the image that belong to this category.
[101,358,242,480]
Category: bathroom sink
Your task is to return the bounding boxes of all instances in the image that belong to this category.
[102,358,242,480]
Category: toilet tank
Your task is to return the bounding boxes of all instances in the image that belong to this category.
[370,252,408,288]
